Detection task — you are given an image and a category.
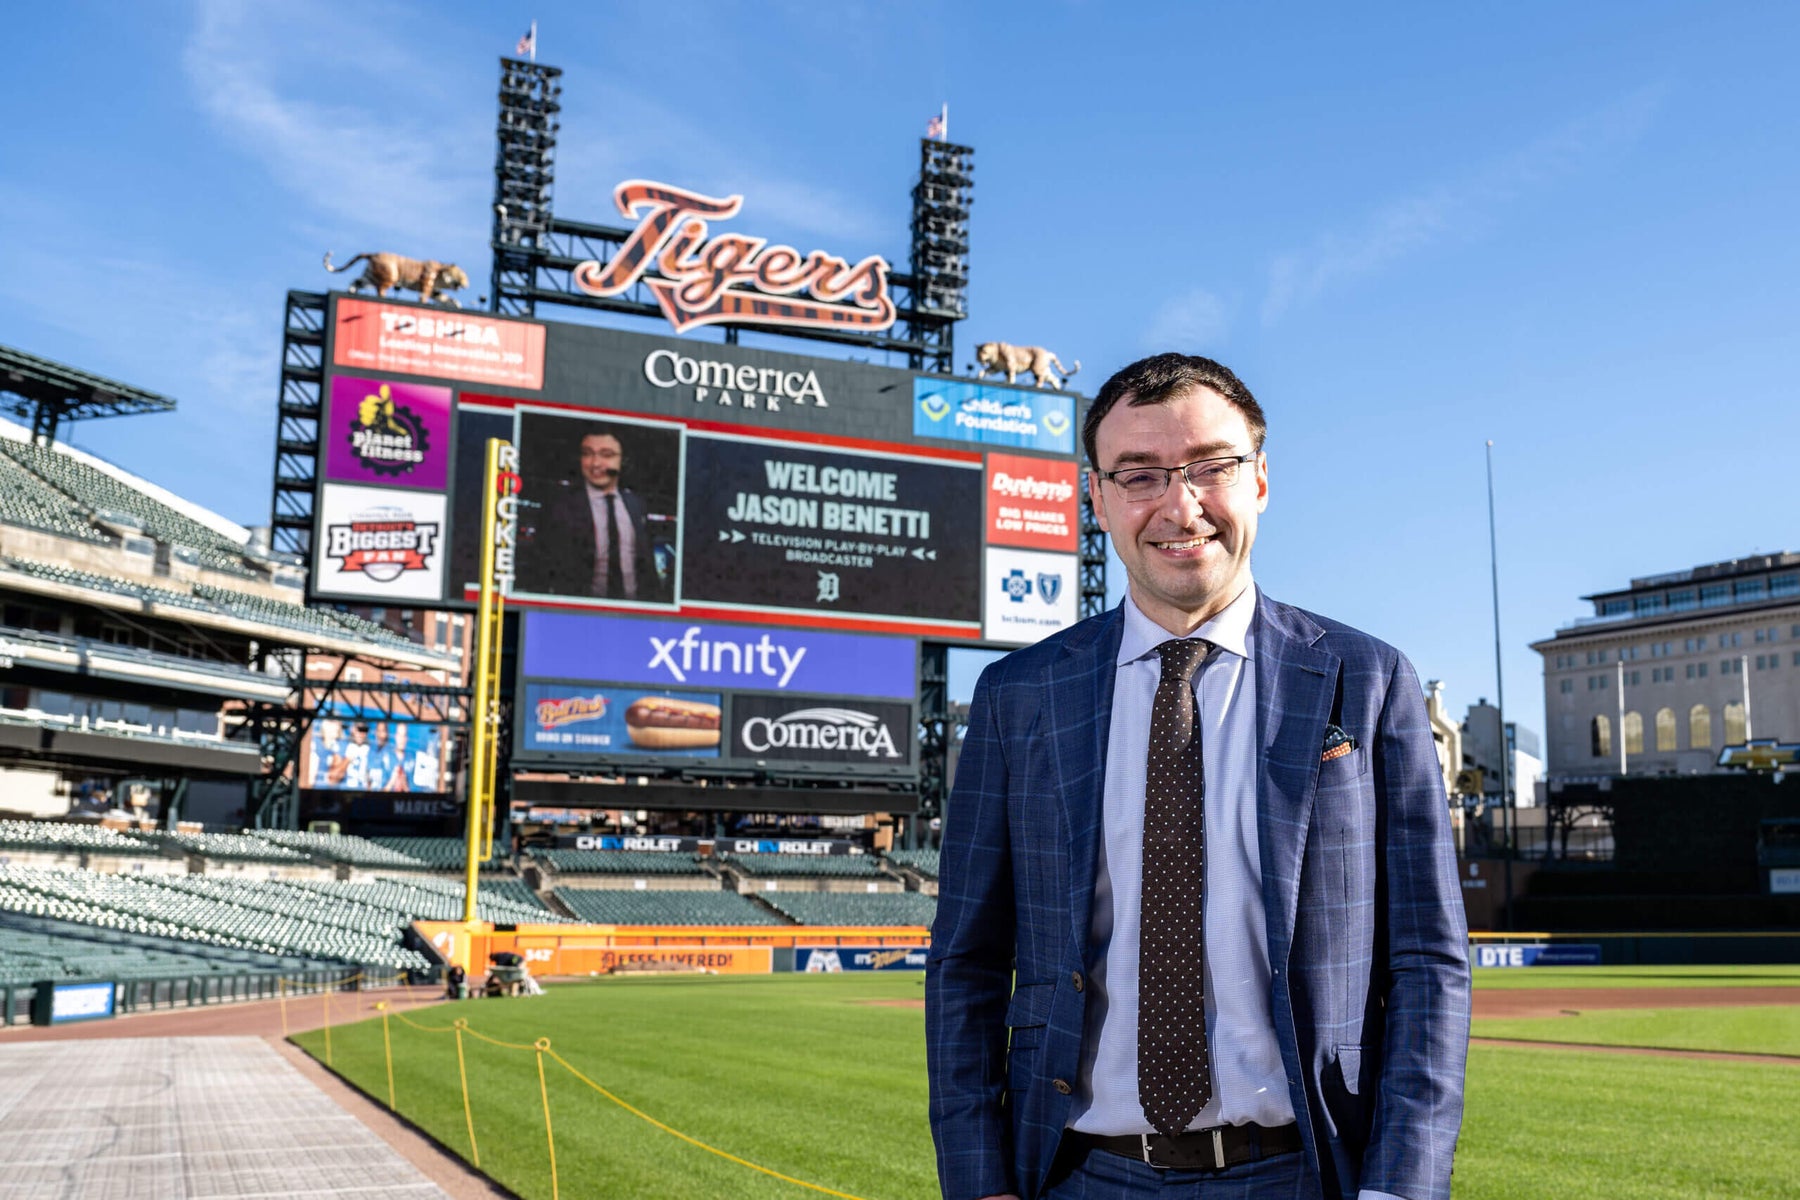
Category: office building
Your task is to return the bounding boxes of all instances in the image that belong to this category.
[1532,553,1800,778]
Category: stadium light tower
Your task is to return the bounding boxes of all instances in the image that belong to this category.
[490,57,563,317]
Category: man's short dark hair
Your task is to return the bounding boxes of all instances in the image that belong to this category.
[1082,353,1267,467]
[580,423,623,447]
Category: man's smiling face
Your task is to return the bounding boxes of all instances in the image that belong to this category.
[1087,384,1268,635]
[579,434,623,490]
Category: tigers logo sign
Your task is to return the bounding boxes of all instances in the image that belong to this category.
[572,180,896,335]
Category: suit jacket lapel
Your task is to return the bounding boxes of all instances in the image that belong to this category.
[1051,606,1122,958]
[1253,592,1338,965]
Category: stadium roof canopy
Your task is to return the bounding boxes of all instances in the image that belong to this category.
[0,343,177,444]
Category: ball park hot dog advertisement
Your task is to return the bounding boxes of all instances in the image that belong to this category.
[519,683,723,761]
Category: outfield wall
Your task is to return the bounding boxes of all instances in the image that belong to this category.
[416,920,928,975]
[1472,930,1800,965]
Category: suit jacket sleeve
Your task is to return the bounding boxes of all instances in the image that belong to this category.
[926,667,1019,1200]
[524,487,592,598]
[1363,652,1471,1200]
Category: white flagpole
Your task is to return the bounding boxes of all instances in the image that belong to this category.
[530,21,538,63]
[941,103,949,142]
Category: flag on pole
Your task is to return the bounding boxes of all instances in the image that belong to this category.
[926,103,947,141]
[516,21,537,61]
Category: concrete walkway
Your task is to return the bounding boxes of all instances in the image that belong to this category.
[0,1037,447,1199]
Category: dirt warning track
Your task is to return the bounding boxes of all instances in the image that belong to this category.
[1471,985,1800,1019]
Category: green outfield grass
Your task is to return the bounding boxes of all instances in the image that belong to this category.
[292,967,1800,1200]
[1454,1044,1800,1200]
[294,974,936,1200]
[1474,1005,1800,1056]
[1470,962,1800,990]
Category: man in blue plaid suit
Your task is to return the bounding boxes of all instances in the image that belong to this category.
[927,355,1469,1200]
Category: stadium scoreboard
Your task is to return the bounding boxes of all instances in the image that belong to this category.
[307,292,1085,779]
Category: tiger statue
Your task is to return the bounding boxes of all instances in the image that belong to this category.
[972,341,1081,390]
[323,251,470,308]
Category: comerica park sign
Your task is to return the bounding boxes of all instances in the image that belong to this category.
[573,180,896,335]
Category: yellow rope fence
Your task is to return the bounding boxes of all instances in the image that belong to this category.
[371,1007,872,1200]
[274,972,438,1066]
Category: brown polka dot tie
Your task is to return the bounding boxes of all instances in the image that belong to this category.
[1139,637,1213,1138]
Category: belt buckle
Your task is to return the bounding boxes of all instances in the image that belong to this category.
[1138,1129,1228,1171]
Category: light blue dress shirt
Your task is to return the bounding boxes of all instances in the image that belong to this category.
[1065,583,1408,1200]
[1068,581,1291,1136]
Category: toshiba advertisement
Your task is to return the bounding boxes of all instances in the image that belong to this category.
[333,298,545,390]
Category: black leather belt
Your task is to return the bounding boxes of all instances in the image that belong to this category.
[1070,1123,1302,1171]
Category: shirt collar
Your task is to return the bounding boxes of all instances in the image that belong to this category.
[1116,578,1257,666]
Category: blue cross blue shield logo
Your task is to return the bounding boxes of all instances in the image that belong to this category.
[1037,572,1063,605]
[1002,569,1032,603]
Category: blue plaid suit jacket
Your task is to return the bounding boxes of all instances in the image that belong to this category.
[926,592,1469,1200]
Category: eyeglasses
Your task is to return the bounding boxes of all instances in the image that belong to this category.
[1098,453,1259,501]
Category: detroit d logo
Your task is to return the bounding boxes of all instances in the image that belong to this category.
[346,383,430,476]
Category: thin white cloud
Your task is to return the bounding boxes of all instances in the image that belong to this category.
[1143,288,1231,352]
[0,244,275,415]
[556,83,889,249]
[1262,86,1665,324]
[182,0,489,251]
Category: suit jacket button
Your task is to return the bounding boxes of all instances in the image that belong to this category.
[1071,972,1084,993]
[1054,1079,1073,1095]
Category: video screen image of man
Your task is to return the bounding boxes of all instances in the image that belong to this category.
[516,413,680,603]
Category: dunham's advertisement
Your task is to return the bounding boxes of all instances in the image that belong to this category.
[985,453,1080,552]
[518,682,722,761]
[984,547,1080,647]
[323,375,453,490]
[332,297,546,390]
[312,485,447,601]
[679,432,983,627]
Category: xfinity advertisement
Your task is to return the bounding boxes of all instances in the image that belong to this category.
[520,613,917,699]
[516,613,918,775]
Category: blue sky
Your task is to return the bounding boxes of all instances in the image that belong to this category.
[5,2,1800,735]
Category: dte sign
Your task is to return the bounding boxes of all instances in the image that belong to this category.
[1473,943,1603,968]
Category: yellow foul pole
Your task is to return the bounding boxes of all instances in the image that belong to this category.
[463,438,519,924]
